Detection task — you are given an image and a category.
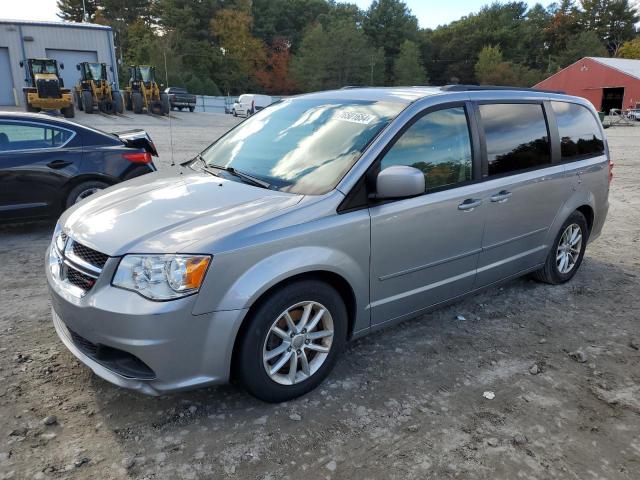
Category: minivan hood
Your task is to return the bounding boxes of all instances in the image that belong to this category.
[61,168,303,256]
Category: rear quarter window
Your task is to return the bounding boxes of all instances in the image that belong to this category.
[551,102,604,160]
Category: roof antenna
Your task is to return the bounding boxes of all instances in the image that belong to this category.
[164,48,176,167]
[169,108,175,167]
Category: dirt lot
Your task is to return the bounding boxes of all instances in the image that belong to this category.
[1,110,639,480]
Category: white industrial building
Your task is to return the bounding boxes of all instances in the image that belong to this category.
[0,19,118,106]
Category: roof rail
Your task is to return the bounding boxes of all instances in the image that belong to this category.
[441,84,565,95]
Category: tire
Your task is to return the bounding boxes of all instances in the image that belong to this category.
[113,91,124,114]
[236,280,347,403]
[132,92,143,114]
[65,180,109,209]
[82,90,94,114]
[232,109,237,117]
[160,93,170,115]
[188,106,194,112]
[532,211,589,284]
[124,91,133,111]
[99,100,114,114]
[61,103,75,118]
[74,90,83,111]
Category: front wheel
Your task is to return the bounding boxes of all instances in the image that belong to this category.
[113,91,124,114]
[532,211,588,284]
[61,103,75,118]
[188,106,194,112]
[236,280,347,403]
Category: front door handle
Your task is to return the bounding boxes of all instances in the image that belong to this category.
[490,190,512,203]
[47,160,73,169]
[458,198,482,211]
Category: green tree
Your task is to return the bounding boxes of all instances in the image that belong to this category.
[618,37,640,58]
[292,20,381,91]
[475,45,540,86]
[56,0,98,22]
[393,40,428,85]
[363,0,419,84]
[552,30,608,67]
[580,0,638,55]
[212,8,267,94]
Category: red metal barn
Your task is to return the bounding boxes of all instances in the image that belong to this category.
[534,57,640,113]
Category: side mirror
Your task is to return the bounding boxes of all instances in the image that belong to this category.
[373,166,425,199]
[19,61,24,67]
[60,63,65,70]
[76,64,80,71]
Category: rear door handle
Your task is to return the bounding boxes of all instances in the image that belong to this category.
[47,160,72,169]
[490,190,512,203]
[458,198,482,211]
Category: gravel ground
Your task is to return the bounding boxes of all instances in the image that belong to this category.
[1,110,639,480]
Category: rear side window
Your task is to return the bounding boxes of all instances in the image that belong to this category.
[551,102,604,159]
[480,103,551,176]
[0,122,73,152]
[380,106,473,192]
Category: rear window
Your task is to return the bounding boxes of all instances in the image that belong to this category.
[480,103,551,176]
[551,102,604,159]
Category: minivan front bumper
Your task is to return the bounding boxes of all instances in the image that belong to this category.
[46,244,247,395]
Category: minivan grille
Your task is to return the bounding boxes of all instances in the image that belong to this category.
[50,234,109,297]
[72,242,109,269]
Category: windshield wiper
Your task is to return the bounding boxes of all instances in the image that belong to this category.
[208,164,272,189]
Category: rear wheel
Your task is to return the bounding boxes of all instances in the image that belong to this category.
[532,211,588,284]
[132,92,144,114]
[61,103,75,118]
[236,280,347,403]
[65,180,109,208]
[124,91,133,111]
[82,90,94,114]
[232,109,237,117]
[113,91,124,114]
[74,90,83,111]
[160,93,170,115]
[188,106,195,112]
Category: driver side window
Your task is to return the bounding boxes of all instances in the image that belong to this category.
[380,106,473,192]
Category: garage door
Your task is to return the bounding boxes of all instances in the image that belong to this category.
[0,47,14,106]
[45,49,98,90]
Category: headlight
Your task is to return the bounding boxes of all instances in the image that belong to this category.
[112,254,211,300]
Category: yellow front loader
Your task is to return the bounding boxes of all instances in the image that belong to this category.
[74,62,123,114]
[21,58,74,118]
[123,65,169,115]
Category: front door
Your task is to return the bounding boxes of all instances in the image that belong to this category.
[369,105,485,325]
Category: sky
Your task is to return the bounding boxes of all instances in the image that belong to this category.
[4,0,540,29]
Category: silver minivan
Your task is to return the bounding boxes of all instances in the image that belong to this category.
[46,86,611,402]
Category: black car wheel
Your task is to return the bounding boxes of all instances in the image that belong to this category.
[236,280,347,403]
[82,90,94,114]
[189,106,195,112]
[66,181,109,208]
[532,211,589,284]
[132,92,144,114]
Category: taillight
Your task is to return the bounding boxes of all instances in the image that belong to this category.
[608,159,614,184]
[122,152,152,164]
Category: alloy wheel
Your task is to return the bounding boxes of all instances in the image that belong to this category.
[262,301,334,386]
[556,223,582,274]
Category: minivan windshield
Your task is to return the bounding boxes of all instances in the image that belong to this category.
[200,98,404,194]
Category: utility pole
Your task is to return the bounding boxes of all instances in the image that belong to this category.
[370,55,374,85]
[82,0,87,22]
[163,49,169,87]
